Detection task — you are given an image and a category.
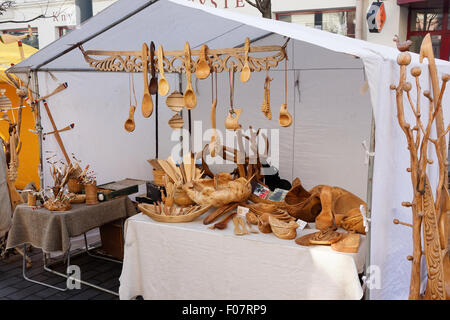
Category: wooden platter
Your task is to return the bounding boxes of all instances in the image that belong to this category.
[138,203,211,223]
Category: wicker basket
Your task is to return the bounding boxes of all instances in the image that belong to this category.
[44,199,72,211]
[27,193,36,206]
[139,203,211,223]
[68,178,83,194]
[153,169,166,186]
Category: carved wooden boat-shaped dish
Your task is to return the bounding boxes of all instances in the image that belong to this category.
[138,203,212,223]
[249,193,287,208]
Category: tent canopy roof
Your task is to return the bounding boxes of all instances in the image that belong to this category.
[0,41,37,74]
[8,0,449,74]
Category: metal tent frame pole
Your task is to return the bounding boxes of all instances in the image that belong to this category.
[364,112,376,300]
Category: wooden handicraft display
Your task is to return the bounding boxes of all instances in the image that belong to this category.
[390,34,450,300]
[79,38,289,74]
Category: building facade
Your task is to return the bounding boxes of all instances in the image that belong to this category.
[190,0,449,61]
[0,0,117,49]
[0,0,448,61]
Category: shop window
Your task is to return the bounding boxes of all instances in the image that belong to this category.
[409,34,442,57]
[57,26,75,39]
[0,27,38,49]
[276,9,356,38]
[409,8,443,31]
[407,2,450,61]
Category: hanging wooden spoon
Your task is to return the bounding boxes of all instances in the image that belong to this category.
[196,44,210,80]
[157,45,170,96]
[124,71,137,132]
[225,69,242,130]
[124,106,136,132]
[240,37,251,83]
[141,43,153,118]
[184,42,197,110]
[149,41,158,95]
[279,55,292,127]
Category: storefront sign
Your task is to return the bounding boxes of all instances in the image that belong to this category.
[188,0,246,9]
[366,2,386,33]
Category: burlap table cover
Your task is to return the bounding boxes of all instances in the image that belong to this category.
[6,196,136,253]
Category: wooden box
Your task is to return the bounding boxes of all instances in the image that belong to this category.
[96,178,145,202]
[99,219,124,261]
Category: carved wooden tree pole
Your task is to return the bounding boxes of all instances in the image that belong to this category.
[245,0,272,19]
[391,35,449,300]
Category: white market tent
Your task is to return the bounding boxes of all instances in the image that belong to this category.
[8,0,450,300]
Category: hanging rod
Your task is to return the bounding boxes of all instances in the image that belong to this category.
[79,38,289,74]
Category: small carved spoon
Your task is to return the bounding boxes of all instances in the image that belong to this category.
[210,212,237,230]
[124,106,136,132]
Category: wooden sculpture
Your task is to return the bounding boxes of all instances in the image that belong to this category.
[261,74,272,120]
[390,34,450,300]
[202,126,268,184]
[183,172,252,208]
[0,117,23,209]
[285,178,366,234]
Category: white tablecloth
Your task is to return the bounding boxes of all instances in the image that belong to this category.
[119,213,366,300]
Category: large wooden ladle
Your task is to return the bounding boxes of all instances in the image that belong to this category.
[141,43,153,118]
[184,42,197,110]
[157,45,170,96]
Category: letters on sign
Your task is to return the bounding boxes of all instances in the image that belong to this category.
[366,2,386,33]
[188,0,246,9]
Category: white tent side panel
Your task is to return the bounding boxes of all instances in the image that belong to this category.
[364,53,450,300]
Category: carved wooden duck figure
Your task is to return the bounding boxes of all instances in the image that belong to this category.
[225,108,242,131]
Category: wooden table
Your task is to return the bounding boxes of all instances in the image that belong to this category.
[6,196,136,296]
